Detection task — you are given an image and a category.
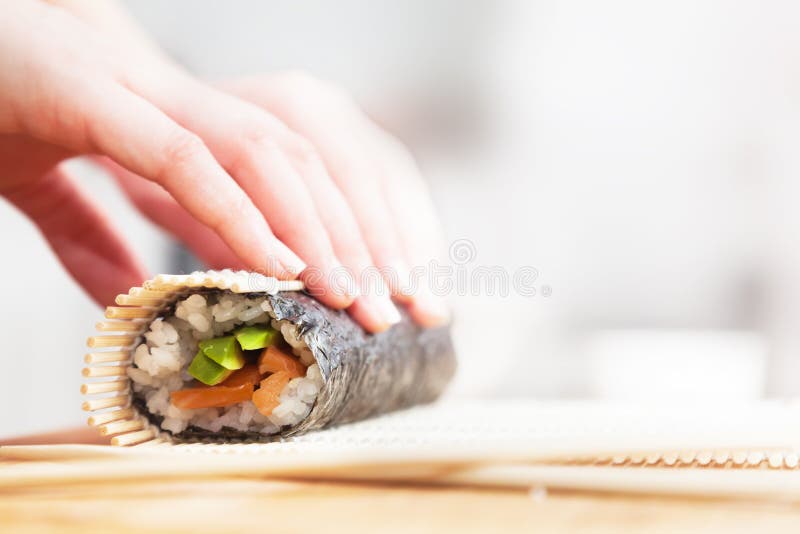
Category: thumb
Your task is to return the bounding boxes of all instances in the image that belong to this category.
[4,163,147,306]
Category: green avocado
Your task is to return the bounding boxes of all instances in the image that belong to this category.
[198,336,245,370]
[234,325,279,350]
[187,350,233,386]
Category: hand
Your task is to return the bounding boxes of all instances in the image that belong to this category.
[0,0,448,332]
[106,72,451,330]
[221,73,451,328]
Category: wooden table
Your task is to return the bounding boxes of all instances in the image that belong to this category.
[3,429,800,533]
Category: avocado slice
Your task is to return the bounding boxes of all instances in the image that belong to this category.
[187,350,233,386]
[234,325,279,350]
[198,336,245,370]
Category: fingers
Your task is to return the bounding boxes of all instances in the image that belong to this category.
[305,129,411,295]
[228,136,354,307]
[148,83,368,312]
[229,75,449,326]
[99,158,245,271]
[73,83,306,280]
[4,163,146,307]
[268,90,411,296]
[358,129,451,326]
[282,136,402,331]
[112,143,399,333]
[188,82,403,329]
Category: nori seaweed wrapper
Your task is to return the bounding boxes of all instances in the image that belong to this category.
[135,290,457,442]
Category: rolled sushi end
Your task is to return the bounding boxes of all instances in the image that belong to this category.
[127,291,323,437]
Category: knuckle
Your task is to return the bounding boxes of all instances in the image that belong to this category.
[210,194,251,235]
[283,134,319,166]
[159,132,206,182]
[241,126,280,152]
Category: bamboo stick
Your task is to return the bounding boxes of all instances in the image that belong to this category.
[81,380,128,395]
[87,335,138,348]
[111,428,157,446]
[129,287,169,298]
[82,366,128,378]
[95,321,144,332]
[105,307,155,319]
[98,419,144,436]
[115,294,165,307]
[84,351,130,364]
[88,407,135,426]
[82,396,128,411]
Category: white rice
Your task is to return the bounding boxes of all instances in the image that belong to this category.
[127,292,324,435]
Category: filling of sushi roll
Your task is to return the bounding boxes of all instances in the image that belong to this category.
[127,292,323,435]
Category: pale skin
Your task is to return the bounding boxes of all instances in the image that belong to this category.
[0,0,449,333]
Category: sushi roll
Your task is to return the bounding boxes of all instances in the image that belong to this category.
[82,270,456,445]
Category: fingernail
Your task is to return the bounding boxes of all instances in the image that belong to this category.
[329,260,360,301]
[361,293,401,327]
[391,259,412,296]
[375,295,402,325]
[356,278,401,328]
[345,283,360,300]
[273,241,307,278]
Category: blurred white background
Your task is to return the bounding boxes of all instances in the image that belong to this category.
[4,0,800,436]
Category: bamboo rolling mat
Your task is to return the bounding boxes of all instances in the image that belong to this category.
[5,400,800,499]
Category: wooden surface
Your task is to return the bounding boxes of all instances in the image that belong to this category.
[4,473,800,533]
[3,429,800,533]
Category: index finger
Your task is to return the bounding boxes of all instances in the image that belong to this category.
[72,84,307,280]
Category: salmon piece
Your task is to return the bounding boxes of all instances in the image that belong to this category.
[221,363,262,387]
[258,346,306,378]
[252,371,292,416]
[171,383,254,410]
